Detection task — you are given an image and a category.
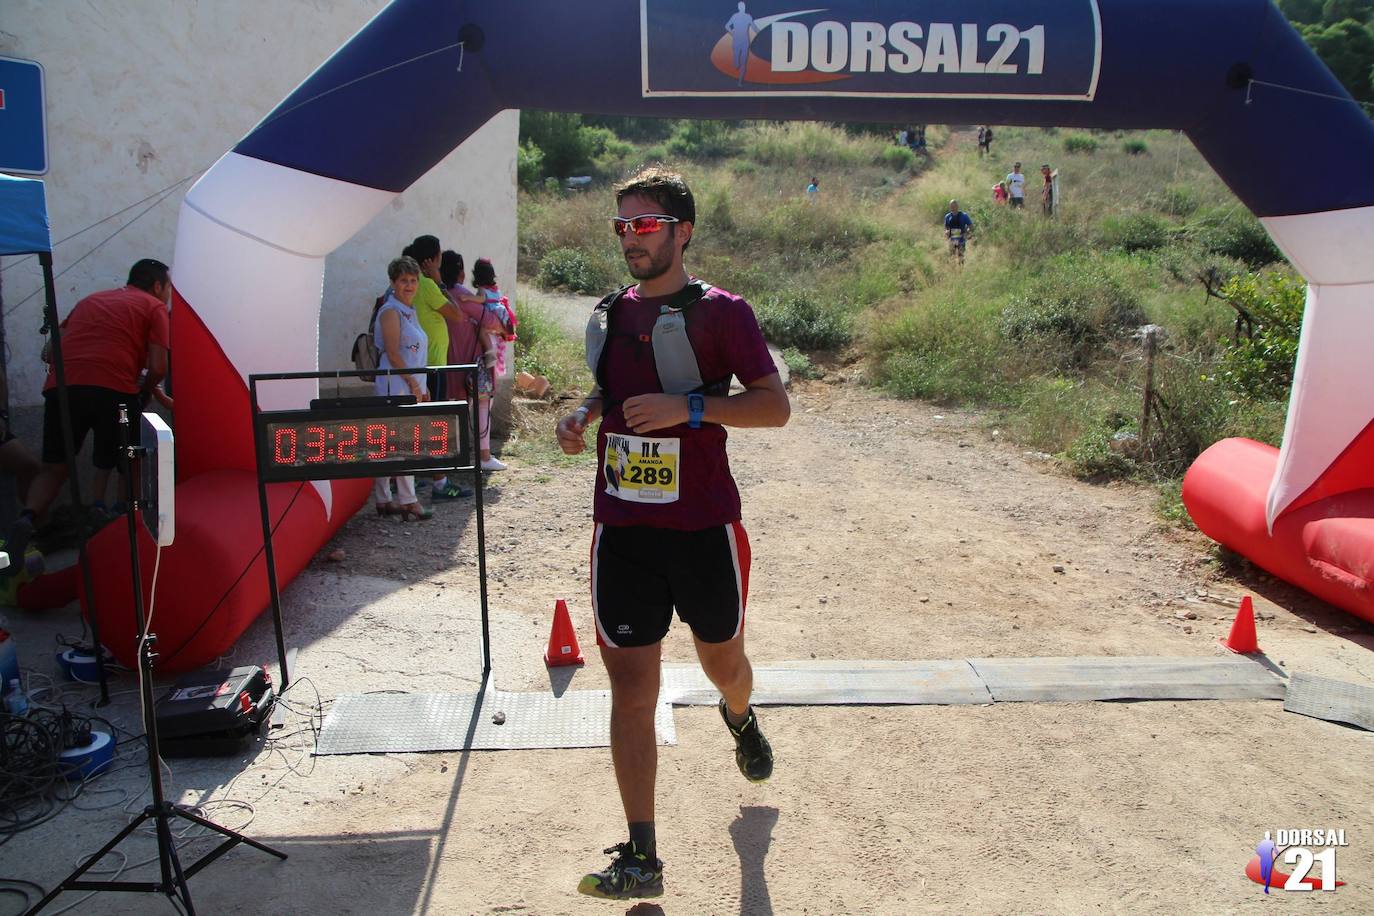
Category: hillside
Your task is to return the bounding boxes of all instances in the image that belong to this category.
[514,120,1298,520]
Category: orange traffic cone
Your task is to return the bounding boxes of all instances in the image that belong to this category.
[1220,595,1262,654]
[544,599,585,667]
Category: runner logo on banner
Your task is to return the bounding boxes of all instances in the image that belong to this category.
[640,0,1102,101]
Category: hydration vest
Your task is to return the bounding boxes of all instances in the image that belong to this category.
[585,279,731,402]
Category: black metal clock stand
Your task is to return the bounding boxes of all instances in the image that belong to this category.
[249,366,492,688]
[24,409,285,916]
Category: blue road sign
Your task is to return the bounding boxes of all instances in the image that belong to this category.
[0,56,48,175]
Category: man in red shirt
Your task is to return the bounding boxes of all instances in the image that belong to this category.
[556,169,790,900]
[5,259,171,562]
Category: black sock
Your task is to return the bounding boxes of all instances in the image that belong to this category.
[725,703,751,728]
[628,821,656,859]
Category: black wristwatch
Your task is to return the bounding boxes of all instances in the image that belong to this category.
[687,393,705,429]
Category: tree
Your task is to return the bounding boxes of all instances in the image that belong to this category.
[1301,18,1374,104]
[1279,0,1326,23]
[1320,0,1374,25]
[518,111,596,180]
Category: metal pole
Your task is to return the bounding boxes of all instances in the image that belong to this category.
[38,253,109,703]
[470,368,491,679]
[250,379,293,690]
[116,407,174,892]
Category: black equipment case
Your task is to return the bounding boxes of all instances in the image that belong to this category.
[154,666,275,757]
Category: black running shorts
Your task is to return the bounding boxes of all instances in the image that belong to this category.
[591,522,751,648]
[42,386,143,469]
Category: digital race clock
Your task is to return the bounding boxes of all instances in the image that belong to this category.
[253,400,471,482]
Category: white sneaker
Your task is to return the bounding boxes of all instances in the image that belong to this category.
[481,457,507,472]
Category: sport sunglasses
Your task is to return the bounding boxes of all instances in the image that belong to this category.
[611,214,681,237]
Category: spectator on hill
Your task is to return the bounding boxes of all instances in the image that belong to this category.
[1041,164,1057,216]
[1006,162,1026,209]
[806,176,819,198]
[978,126,994,157]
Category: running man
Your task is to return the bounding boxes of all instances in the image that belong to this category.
[557,167,790,900]
[725,2,758,85]
[944,199,973,263]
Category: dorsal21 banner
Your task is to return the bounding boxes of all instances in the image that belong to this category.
[640,0,1102,101]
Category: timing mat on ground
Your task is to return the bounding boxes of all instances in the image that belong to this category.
[1283,672,1374,732]
[660,656,1285,706]
[316,688,677,755]
[316,656,1285,755]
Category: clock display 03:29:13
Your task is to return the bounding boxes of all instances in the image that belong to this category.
[270,418,456,466]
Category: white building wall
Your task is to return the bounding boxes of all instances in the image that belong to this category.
[0,1,517,407]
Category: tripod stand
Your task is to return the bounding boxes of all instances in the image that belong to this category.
[25,408,286,915]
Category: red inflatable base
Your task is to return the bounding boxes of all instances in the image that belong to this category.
[80,470,369,673]
[1183,438,1374,625]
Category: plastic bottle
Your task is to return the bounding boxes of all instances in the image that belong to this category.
[4,677,27,715]
[0,630,18,689]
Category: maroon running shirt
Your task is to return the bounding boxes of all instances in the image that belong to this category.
[593,283,777,531]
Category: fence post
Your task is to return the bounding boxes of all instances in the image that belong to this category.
[1139,325,1159,457]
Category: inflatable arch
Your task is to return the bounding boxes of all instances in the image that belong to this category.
[78,0,1374,670]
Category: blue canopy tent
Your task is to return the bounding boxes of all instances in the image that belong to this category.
[0,173,52,258]
[0,172,110,700]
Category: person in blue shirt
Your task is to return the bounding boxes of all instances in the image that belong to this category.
[944,200,973,262]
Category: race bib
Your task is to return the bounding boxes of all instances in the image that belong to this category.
[604,434,680,504]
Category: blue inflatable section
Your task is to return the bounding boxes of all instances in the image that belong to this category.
[234,0,1374,217]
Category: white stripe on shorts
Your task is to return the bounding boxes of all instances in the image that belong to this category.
[724,522,745,641]
[590,522,619,648]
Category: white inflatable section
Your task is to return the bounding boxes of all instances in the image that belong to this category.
[174,153,398,518]
[1261,205,1374,527]
[1263,205,1374,286]
[174,152,398,408]
[184,152,395,257]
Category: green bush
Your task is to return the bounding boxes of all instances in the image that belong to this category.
[520,111,597,179]
[536,248,613,294]
[1122,139,1149,155]
[740,198,879,259]
[741,121,903,170]
[1066,422,1138,480]
[1159,184,1200,217]
[1100,212,1173,252]
[1063,134,1100,154]
[880,145,917,171]
[517,141,546,190]
[999,256,1147,368]
[667,120,737,158]
[1217,270,1305,400]
[754,291,852,350]
[512,301,592,395]
[780,346,821,379]
[1188,207,1284,268]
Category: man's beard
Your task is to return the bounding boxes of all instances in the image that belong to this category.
[624,242,675,281]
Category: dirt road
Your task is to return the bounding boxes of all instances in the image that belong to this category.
[8,376,1373,915]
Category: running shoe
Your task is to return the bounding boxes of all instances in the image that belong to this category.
[719,698,773,782]
[577,841,664,900]
[480,457,507,472]
[431,482,473,499]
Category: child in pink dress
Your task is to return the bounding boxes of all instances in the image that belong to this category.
[453,258,517,373]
